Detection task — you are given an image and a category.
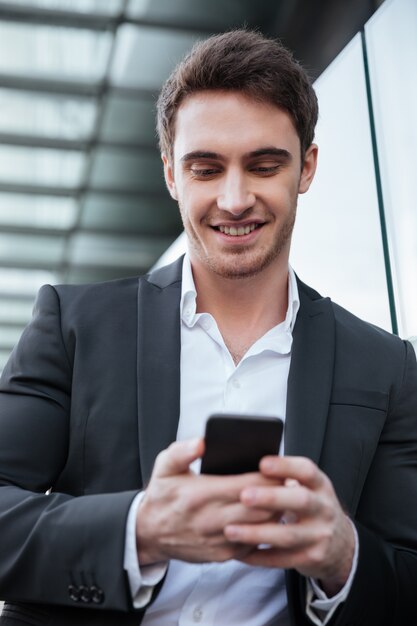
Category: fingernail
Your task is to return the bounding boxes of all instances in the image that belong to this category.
[225,526,240,540]
[261,458,275,472]
[186,438,200,454]
[242,488,257,504]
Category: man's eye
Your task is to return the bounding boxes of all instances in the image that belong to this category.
[190,168,220,178]
[251,165,281,175]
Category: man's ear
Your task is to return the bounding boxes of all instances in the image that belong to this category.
[299,143,318,194]
[162,154,177,200]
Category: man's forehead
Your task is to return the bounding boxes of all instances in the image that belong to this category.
[173,91,299,159]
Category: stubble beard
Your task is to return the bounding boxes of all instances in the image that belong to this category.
[182,206,297,280]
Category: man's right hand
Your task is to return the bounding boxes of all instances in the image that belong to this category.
[136,438,278,565]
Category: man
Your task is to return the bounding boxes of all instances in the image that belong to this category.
[0,29,417,626]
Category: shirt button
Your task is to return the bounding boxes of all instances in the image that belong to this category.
[201,318,211,330]
[232,378,240,388]
[193,607,203,622]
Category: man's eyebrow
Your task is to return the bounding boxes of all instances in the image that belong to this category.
[247,148,292,160]
[180,151,221,163]
[180,147,292,163]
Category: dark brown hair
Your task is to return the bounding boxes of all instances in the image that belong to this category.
[156,29,318,163]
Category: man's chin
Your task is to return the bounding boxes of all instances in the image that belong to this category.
[204,252,277,280]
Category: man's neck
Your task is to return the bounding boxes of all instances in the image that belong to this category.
[191,257,289,364]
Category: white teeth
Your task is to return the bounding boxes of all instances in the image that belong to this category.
[218,223,259,236]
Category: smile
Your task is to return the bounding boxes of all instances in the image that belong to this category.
[217,223,260,236]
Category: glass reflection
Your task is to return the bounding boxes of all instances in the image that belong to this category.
[365,0,417,338]
[290,34,391,330]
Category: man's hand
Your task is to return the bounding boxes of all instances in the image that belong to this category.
[136,438,278,566]
[224,456,355,596]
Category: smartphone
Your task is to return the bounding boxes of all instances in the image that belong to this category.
[200,413,284,475]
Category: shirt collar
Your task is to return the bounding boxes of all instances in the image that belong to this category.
[180,253,300,333]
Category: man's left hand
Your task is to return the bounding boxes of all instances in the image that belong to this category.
[224,455,355,597]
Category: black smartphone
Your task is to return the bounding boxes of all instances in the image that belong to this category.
[200,413,284,475]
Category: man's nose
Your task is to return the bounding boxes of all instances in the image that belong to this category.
[217,170,255,215]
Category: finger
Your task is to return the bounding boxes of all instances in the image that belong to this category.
[195,471,278,505]
[240,484,320,517]
[201,506,276,536]
[153,438,205,477]
[240,546,306,569]
[224,521,313,549]
[259,456,326,490]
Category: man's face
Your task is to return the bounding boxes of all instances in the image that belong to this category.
[163,91,317,280]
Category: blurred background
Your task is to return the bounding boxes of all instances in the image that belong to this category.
[0,0,415,375]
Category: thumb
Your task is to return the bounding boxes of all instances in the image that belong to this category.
[153,438,204,477]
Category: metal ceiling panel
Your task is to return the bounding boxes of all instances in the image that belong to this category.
[110,24,201,89]
[100,93,157,146]
[79,192,180,236]
[89,146,162,192]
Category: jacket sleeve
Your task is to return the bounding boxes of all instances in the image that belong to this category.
[0,285,139,611]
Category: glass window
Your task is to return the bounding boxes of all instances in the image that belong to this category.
[3,0,124,12]
[0,146,86,187]
[0,326,25,348]
[110,24,201,90]
[68,232,171,269]
[365,0,417,338]
[0,194,77,229]
[0,348,13,372]
[290,34,392,330]
[0,22,112,82]
[0,233,66,265]
[0,299,34,324]
[0,268,60,295]
[0,89,98,140]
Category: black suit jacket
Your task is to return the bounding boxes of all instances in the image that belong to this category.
[1,256,417,626]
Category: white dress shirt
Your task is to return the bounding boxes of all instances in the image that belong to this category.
[124,254,358,625]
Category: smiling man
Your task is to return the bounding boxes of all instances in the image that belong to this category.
[1,29,417,626]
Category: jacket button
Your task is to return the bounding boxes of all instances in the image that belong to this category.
[90,585,105,604]
[68,584,80,602]
[79,585,91,603]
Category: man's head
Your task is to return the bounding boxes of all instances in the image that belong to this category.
[157,30,318,282]
[156,29,318,165]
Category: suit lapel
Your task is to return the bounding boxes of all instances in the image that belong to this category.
[284,280,335,465]
[137,257,183,484]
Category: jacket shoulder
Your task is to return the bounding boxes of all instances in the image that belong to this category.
[297,276,407,355]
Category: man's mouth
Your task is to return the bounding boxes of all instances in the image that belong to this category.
[215,223,261,237]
